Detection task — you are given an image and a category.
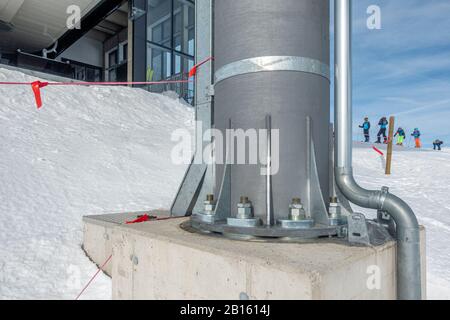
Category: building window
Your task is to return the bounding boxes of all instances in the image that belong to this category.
[144,0,195,104]
[109,50,118,68]
[147,43,172,81]
[173,0,195,56]
[107,49,118,81]
[61,58,103,82]
[123,43,128,62]
[107,42,128,82]
[147,0,172,48]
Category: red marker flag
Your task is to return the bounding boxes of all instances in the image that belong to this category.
[188,56,214,78]
[188,65,198,78]
[373,146,384,156]
[31,81,49,109]
[126,214,153,224]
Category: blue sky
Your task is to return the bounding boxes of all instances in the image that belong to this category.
[330,0,450,145]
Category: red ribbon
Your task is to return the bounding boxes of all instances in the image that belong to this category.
[31,81,49,109]
[188,56,214,78]
[373,146,384,156]
[126,214,152,224]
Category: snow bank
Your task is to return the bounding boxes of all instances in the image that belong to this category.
[0,68,194,299]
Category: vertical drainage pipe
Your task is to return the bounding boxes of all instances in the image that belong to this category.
[334,0,422,300]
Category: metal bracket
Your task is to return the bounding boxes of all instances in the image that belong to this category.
[348,213,370,245]
[212,119,233,221]
[306,117,330,226]
[170,158,207,216]
[206,85,215,97]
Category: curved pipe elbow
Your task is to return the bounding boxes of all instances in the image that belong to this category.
[335,167,419,231]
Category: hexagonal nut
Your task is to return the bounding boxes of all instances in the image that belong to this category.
[238,207,251,215]
[238,203,252,209]
[204,204,215,212]
[329,204,342,217]
[237,206,252,218]
[290,208,306,220]
[289,203,304,210]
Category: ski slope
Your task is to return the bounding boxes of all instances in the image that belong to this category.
[0,68,194,299]
[352,143,450,299]
[0,67,449,299]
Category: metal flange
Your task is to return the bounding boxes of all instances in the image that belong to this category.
[190,215,343,239]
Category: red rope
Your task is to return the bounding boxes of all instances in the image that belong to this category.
[373,146,384,156]
[0,56,213,109]
[0,56,213,87]
[75,254,112,300]
[0,79,192,86]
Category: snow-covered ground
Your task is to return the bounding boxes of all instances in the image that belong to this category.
[352,143,450,299]
[0,67,449,299]
[0,68,193,299]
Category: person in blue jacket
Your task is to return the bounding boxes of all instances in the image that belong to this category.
[376,117,389,144]
[359,117,371,142]
[411,128,422,148]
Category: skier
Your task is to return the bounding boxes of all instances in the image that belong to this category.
[376,117,389,144]
[433,139,444,151]
[411,128,422,149]
[359,117,371,143]
[394,127,406,146]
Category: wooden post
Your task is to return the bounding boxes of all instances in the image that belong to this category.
[385,116,395,175]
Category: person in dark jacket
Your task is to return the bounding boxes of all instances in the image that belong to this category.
[359,117,371,143]
[376,117,389,144]
[394,127,406,146]
[433,139,444,151]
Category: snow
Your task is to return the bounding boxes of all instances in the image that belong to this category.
[352,143,450,299]
[0,67,449,299]
[0,68,194,299]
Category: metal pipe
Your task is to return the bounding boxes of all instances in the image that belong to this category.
[334,0,422,300]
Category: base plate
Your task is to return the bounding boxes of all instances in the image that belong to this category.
[190,215,344,239]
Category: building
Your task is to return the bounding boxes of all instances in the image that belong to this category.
[0,0,195,103]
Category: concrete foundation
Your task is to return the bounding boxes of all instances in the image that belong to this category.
[83,212,426,300]
[88,217,424,300]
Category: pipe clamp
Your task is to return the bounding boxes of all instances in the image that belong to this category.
[215,56,330,84]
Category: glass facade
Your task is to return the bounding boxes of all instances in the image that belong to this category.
[144,0,195,104]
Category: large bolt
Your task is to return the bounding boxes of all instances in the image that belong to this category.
[289,198,306,221]
[237,196,253,219]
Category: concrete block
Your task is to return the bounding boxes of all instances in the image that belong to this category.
[83,220,113,276]
[110,218,427,300]
[82,211,169,277]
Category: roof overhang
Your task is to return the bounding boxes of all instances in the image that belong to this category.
[0,0,103,53]
[0,0,127,56]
